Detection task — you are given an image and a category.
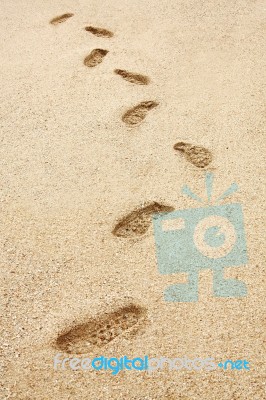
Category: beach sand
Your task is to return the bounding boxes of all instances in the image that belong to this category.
[1,0,265,398]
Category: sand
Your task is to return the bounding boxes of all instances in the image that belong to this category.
[1,0,265,399]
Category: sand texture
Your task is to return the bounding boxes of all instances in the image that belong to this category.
[1,0,265,399]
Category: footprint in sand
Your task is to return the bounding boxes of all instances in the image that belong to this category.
[55,304,147,354]
[112,202,174,238]
[85,26,114,38]
[50,13,74,25]
[122,101,159,126]
[84,49,109,67]
[174,142,213,168]
[114,69,150,85]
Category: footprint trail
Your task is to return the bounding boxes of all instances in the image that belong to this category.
[114,69,150,85]
[174,142,213,168]
[122,101,158,126]
[55,304,147,354]
[85,26,114,38]
[112,202,174,238]
[50,13,74,25]
[84,49,109,67]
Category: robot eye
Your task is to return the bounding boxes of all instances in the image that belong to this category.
[162,218,185,232]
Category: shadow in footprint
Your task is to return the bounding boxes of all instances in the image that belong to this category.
[174,142,213,168]
[114,69,150,85]
[84,49,109,67]
[122,101,158,126]
[112,202,174,238]
[50,13,74,25]
[85,26,114,38]
[55,304,147,354]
